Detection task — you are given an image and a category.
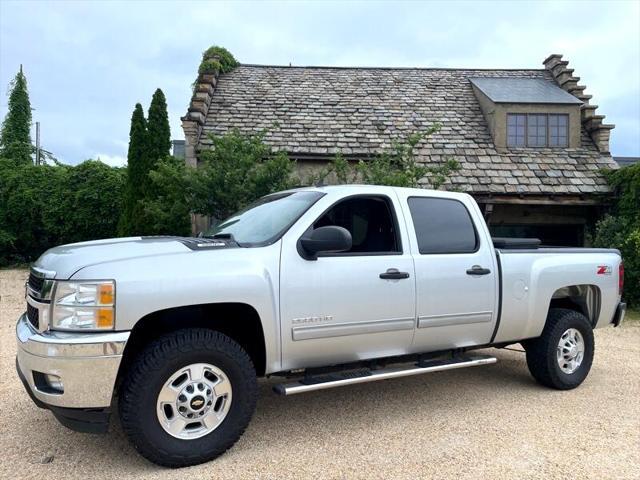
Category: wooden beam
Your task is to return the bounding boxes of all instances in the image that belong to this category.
[473,195,608,206]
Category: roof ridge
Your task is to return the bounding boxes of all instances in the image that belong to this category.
[236,63,547,72]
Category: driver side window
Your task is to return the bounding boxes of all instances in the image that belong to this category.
[313,196,401,254]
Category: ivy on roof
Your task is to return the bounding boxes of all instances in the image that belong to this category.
[198,46,239,75]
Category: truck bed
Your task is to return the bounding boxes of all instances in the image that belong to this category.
[493,245,622,344]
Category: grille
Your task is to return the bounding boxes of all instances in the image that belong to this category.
[28,272,44,293]
[27,303,39,329]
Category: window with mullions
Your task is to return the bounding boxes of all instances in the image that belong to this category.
[507,113,569,148]
[549,114,569,147]
[507,114,526,147]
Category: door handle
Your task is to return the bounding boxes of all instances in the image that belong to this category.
[380,268,410,280]
[466,265,491,276]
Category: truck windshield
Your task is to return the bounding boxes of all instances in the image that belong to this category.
[204,191,324,246]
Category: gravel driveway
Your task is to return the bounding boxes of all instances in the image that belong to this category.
[1,268,639,479]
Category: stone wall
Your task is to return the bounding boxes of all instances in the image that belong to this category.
[181,55,222,168]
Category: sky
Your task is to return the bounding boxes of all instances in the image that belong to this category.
[0,0,639,166]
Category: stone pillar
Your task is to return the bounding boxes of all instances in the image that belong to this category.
[181,55,223,234]
[180,59,221,168]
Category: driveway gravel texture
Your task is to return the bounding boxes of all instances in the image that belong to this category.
[1,268,639,479]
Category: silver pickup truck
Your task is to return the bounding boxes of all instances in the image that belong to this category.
[16,185,626,467]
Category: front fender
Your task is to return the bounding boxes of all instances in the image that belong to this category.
[71,243,282,373]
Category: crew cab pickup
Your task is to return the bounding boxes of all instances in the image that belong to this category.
[16,185,626,467]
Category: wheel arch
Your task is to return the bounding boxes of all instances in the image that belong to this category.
[548,284,601,327]
[115,302,268,392]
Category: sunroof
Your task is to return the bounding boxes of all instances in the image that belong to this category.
[469,78,583,104]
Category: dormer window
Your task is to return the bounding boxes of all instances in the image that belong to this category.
[469,77,581,150]
[507,113,569,148]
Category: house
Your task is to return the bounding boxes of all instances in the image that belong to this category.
[182,53,618,245]
[614,156,639,168]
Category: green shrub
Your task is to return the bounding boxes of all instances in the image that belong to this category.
[141,129,296,230]
[201,46,238,73]
[193,129,295,220]
[142,155,191,236]
[0,159,125,264]
[309,123,460,189]
[594,163,640,306]
[198,59,223,75]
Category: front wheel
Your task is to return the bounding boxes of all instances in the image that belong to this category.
[524,308,595,390]
[119,329,257,467]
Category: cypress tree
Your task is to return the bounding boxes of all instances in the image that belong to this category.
[0,66,33,164]
[118,103,148,235]
[147,88,171,167]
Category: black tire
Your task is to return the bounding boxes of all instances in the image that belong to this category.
[524,308,594,390]
[118,329,257,467]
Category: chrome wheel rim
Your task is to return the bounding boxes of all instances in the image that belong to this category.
[156,363,232,440]
[556,328,585,374]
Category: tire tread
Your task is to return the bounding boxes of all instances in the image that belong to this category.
[118,329,257,467]
[524,308,594,390]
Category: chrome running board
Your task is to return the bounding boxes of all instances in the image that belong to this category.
[273,354,497,396]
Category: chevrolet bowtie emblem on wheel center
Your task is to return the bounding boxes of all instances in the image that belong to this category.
[190,397,205,410]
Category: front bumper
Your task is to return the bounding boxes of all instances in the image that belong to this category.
[16,313,129,430]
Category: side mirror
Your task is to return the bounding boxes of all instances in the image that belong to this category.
[299,226,352,260]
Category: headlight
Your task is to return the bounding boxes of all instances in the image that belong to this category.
[51,280,115,330]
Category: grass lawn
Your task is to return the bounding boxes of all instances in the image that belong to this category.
[626,308,640,324]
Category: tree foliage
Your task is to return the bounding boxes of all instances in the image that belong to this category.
[119,90,173,236]
[193,130,295,219]
[198,46,239,75]
[142,129,295,227]
[310,123,460,189]
[142,155,192,236]
[593,163,640,306]
[0,67,32,165]
[0,159,125,264]
[147,88,171,165]
[119,103,150,235]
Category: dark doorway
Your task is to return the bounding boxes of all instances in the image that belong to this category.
[489,224,584,247]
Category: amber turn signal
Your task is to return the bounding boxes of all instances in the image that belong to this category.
[99,283,115,305]
[97,308,114,328]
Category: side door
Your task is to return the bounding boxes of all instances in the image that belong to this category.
[397,192,499,353]
[279,191,416,371]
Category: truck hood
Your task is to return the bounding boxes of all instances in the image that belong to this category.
[33,236,233,279]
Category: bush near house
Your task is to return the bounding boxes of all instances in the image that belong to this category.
[0,159,125,264]
[593,163,640,307]
[142,129,295,227]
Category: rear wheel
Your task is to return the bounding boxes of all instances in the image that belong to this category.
[119,329,257,467]
[524,308,594,390]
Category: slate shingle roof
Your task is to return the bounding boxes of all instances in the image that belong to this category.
[199,65,617,195]
[469,77,583,104]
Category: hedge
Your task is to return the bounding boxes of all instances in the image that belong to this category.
[0,159,125,264]
[593,163,640,307]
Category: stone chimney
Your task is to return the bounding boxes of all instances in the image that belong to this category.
[181,53,222,167]
[543,54,614,153]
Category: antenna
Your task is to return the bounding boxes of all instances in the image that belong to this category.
[35,121,41,165]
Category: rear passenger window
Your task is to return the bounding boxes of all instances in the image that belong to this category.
[408,197,478,254]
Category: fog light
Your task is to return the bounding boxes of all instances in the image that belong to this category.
[44,374,64,392]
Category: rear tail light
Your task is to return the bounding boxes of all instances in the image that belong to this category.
[619,261,624,296]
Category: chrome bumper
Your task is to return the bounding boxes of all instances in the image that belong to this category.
[16,313,130,408]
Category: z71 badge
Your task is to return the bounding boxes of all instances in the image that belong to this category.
[597,265,612,275]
